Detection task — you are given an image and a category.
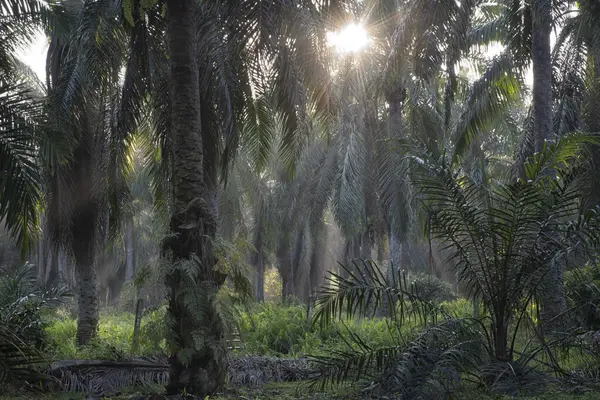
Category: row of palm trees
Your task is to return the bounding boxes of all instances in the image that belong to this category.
[2,0,600,396]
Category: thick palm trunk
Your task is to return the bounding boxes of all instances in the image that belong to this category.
[532,0,553,153]
[124,214,135,282]
[343,236,360,274]
[360,228,372,260]
[164,0,226,394]
[292,229,308,301]
[388,232,402,275]
[309,219,326,296]
[532,0,567,331]
[73,208,99,346]
[492,321,510,361]
[386,93,409,276]
[278,239,294,300]
[45,247,59,288]
[57,247,68,286]
[254,219,265,302]
[281,268,295,300]
[37,233,48,284]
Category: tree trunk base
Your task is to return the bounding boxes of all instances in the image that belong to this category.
[166,355,226,396]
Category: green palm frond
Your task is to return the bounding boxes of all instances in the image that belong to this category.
[332,105,368,236]
[310,262,486,396]
[0,81,42,253]
[0,262,69,392]
[452,53,523,163]
[375,318,487,398]
[415,133,600,360]
[313,260,439,329]
[0,325,47,391]
[309,341,407,391]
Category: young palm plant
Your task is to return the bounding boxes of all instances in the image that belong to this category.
[0,263,68,392]
[310,259,487,398]
[310,133,600,397]
[416,133,600,360]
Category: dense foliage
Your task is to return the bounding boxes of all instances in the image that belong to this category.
[2,0,600,397]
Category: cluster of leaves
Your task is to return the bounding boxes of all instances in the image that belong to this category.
[306,134,600,398]
[405,272,457,303]
[238,297,475,358]
[565,264,600,331]
[0,263,67,392]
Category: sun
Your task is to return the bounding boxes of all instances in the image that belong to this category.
[327,23,370,54]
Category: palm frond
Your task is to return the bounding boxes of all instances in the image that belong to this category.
[0,81,42,253]
[312,259,439,329]
[452,53,523,162]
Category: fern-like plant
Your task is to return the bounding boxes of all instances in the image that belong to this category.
[309,134,600,397]
[0,262,69,392]
[416,133,600,361]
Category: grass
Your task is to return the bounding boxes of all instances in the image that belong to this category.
[45,307,166,360]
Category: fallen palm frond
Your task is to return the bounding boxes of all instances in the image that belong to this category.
[48,358,170,393]
[47,355,312,393]
[227,356,310,386]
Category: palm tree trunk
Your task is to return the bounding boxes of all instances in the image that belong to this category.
[254,218,265,302]
[532,0,553,153]
[292,229,308,301]
[281,268,295,300]
[72,207,99,346]
[492,321,510,361]
[343,236,360,276]
[386,92,409,276]
[58,247,67,286]
[388,232,403,274]
[532,0,567,331]
[278,239,294,301]
[309,220,326,295]
[164,0,226,394]
[45,247,59,288]
[37,232,47,285]
[360,229,372,260]
[124,214,135,282]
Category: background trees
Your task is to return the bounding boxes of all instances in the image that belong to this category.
[1,0,600,398]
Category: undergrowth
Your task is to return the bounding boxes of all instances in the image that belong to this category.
[44,298,475,360]
[46,307,167,360]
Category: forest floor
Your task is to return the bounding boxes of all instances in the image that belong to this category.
[3,382,600,400]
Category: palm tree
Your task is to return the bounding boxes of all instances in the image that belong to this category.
[532,0,553,152]
[0,0,53,255]
[309,134,600,396]
[532,0,567,330]
[155,1,337,394]
[552,0,600,208]
[418,136,595,360]
[42,0,134,344]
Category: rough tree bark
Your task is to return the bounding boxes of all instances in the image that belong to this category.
[163,0,226,394]
[45,247,59,288]
[532,0,567,332]
[72,204,99,346]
